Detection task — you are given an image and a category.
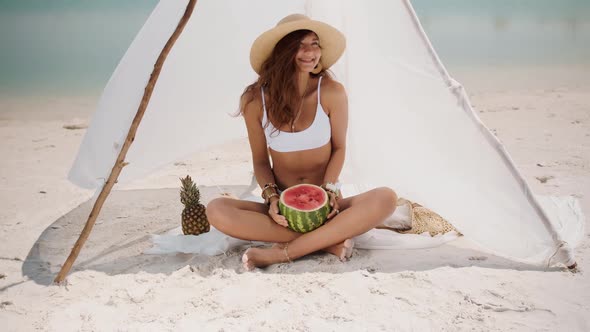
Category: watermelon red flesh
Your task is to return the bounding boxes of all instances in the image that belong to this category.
[278,184,331,233]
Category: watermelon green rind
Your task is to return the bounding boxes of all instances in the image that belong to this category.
[278,184,331,233]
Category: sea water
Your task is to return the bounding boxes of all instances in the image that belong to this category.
[0,0,158,96]
[413,0,590,67]
[0,0,588,97]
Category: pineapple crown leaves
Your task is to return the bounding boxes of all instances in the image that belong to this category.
[180,175,201,206]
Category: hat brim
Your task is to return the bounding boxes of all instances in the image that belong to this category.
[250,19,346,74]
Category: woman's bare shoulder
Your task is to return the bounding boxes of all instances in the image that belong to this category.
[320,77,347,98]
[320,76,347,110]
[241,89,263,119]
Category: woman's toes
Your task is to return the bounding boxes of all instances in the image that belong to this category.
[242,250,254,271]
[340,239,354,261]
[344,239,354,259]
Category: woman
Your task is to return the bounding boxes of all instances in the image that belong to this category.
[206,14,397,270]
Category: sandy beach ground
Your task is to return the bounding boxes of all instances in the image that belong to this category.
[1,64,589,331]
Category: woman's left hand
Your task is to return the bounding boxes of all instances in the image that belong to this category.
[326,191,340,220]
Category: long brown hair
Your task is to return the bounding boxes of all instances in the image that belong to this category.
[239,29,330,134]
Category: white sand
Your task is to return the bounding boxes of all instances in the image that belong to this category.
[1,65,589,331]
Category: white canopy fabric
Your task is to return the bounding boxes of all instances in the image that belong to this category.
[69,0,584,266]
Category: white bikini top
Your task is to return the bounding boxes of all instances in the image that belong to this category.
[261,76,331,153]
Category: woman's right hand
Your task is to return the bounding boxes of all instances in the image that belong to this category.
[268,197,288,227]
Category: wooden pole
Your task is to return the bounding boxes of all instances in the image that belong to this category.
[54,0,198,284]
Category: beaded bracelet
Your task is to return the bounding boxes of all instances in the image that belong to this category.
[324,189,340,200]
[321,183,341,200]
[262,188,277,203]
[261,183,279,204]
[265,192,280,205]
[262,182,278,190]
[262,183,278,194]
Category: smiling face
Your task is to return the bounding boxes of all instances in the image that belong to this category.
[295,32,322,73]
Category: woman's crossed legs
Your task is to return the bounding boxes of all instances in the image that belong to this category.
[206,187,397,270]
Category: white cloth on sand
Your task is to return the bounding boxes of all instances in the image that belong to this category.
[146,184,458,255]
[145,226,460,255]
[145,202,460,256]
[146,185,583,257]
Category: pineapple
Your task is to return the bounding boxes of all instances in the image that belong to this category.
[180,175,209,235]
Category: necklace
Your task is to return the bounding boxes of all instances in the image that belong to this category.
[291,78,310,132]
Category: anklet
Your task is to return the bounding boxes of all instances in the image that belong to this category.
[283,244,292,263]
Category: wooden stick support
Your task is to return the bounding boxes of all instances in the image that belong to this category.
[54,0,198,284]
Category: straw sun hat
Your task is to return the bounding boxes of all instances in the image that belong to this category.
[250,14,346,74]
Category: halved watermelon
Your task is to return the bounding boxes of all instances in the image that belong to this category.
[278,184,332,233]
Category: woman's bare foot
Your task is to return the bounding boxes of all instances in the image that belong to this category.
[323,239,354,261]
[272,239,354,262]
[242,247,287,271]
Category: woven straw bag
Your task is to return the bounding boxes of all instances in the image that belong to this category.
[379,198,461,236]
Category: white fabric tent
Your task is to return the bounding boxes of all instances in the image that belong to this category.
[68,0,584,267]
